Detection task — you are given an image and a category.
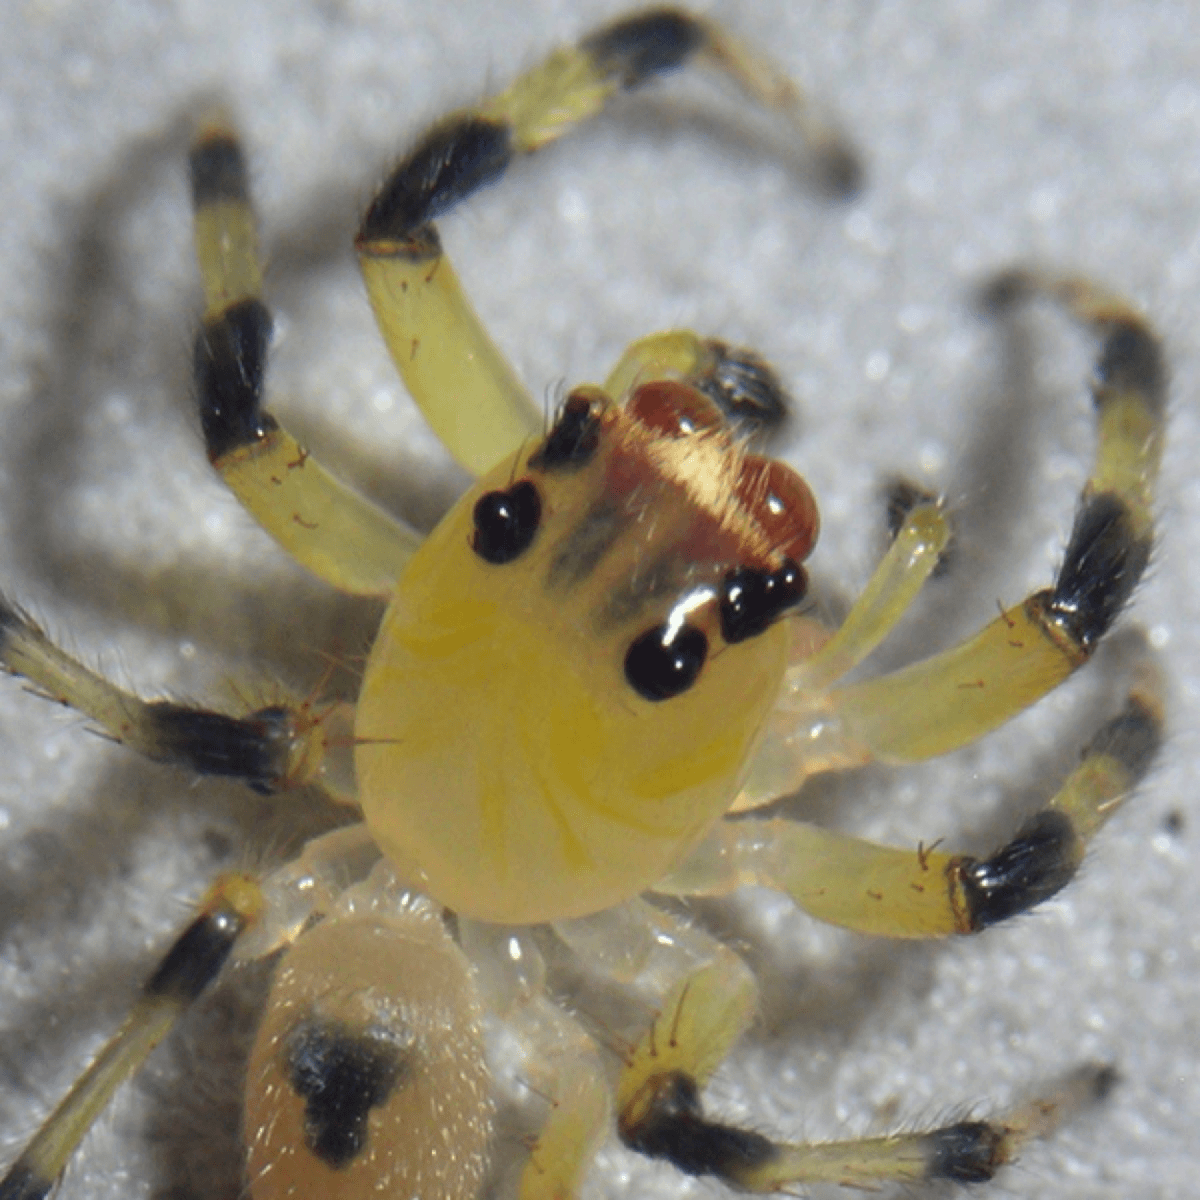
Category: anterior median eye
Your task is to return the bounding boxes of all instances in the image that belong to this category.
[624,623,708,701]
[719,561,807,643]
[471,481,542,564]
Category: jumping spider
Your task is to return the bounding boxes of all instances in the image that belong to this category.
[0,9,1164,1200]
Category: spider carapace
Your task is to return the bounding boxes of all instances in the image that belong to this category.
[0,8,1165,1200]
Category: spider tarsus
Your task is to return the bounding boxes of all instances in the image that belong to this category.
[1085,689,1163,780]
[884,477,953,575]
[189,127,250,206]
[696,340,790,433]
[581,8,707,90]
[1096,319,1166,413]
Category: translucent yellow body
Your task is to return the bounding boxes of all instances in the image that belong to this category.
[355,394,798,924]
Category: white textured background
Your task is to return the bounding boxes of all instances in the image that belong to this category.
[0,2,1197,1198]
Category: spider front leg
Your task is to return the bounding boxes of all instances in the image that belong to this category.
[356,8,858,476]
[191,120,421,597]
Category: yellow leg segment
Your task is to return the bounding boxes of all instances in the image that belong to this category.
[356,9,859,476]
[191,119,420,596]
[0,873,263,1200]
[662,653,1163,937]
[829,268,1163,765]
[731,500,951,810]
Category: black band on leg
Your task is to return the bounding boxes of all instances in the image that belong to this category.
[581,9,707,89]
[194,297,277,460]
[358,117,513,247]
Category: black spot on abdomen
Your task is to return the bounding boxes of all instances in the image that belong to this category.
[284,1016,409,1169]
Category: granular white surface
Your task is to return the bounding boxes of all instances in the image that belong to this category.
[0,2,1197,1198]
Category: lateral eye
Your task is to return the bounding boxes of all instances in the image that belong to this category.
[471,480,542,564]
[720,560,807,643]
[624,623,708,702]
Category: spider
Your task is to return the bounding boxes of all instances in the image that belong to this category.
[0,8,1166,1200]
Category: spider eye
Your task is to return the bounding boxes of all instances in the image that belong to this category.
[471,480,541,564]
[533,390,603,470]
[624,623,708,701]
[720,561,806,643]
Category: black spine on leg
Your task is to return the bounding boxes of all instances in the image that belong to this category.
[620,1071,778,1181]
[189,131,250,206]
[957,809,1080,931]
[146,702,293,794]
[582,9,707,89]
[1044,493,1152,655]
[358,117,513,246]
[194,297,277,461]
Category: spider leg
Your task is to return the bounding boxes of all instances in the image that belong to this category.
[0,594,349,796]
[825,270,1163,764]
[561,901,1099,1191]
[602,331,793,433]
[458,922,611,1200]
[0,873,265,1200]
[191,120,421,597]
[355,8,859,476]
[661,648,1162,938]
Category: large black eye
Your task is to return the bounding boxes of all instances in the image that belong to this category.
[472,480,541,564]
[720,560,806,643]
[624,623,708,702]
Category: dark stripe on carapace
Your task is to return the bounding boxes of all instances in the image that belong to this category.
[582,9,707,90]
[924,1120,1006,1183]
[284,1017,408,1169]
[1044,492,1151,655]
[148,702,292,794]
[143,902,245,1003]
[619,1070,778,1180]
[546,497,626,589]
[1096,319,1165,414]
[358,116,513,248]
[189,131,250,207]
[194,297,277,461]
[956,809,1080,931]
